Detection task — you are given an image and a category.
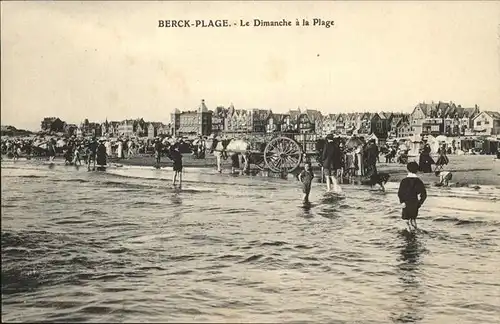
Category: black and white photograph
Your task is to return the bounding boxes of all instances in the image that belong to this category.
[1,1,500,323]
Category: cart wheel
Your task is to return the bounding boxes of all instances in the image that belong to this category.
[264,136,302,173]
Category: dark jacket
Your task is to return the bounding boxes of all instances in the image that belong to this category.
[398,176,427,207]
[322,139,342,170]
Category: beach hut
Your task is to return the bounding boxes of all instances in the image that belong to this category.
[482,136,499,155]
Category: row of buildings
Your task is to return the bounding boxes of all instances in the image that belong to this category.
[170,99,500,138]
[40,99,500,140]
[40,117,170,138]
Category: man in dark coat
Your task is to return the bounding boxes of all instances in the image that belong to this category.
[321,134,343,192]
[364,139,379,177]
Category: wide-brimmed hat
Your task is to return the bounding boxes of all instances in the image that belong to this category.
[326,134,334,140]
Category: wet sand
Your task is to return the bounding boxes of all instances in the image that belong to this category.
[3,153,499,186]
[110,154,500,186]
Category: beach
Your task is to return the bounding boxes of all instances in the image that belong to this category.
[3,152,499,186]
[108,153,500,186]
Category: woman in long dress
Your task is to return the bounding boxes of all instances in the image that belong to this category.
[105,139,113,158]
[419,143,435,173]
[435,144,449,171]
[117,140,124,159]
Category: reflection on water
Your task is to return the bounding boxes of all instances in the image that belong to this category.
[1,163,500,323]
[393,231,426,323]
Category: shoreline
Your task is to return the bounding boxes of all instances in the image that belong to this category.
[2,153,499,186]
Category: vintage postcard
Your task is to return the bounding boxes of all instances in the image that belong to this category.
[1,1,499,323]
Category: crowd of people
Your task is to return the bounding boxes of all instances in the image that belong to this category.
[1,132,460,231]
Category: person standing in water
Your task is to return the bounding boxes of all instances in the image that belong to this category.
[47,138,56,162]
[298,162,314,204]
[96,138,107,170]
[169,143,183,189]
[365,139,379,177]
[73,145,82,166]
[154,137,163,168]
[87,137,98,171]
[321,134,343,193]
[398,161,427,231]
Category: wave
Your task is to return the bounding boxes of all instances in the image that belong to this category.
[104,169,291,189]
[1,174,48,179]
[432,216,499,227]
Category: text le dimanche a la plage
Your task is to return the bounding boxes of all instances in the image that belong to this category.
[158,18,335,29]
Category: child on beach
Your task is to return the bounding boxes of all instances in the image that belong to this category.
[435,170,453,187]
[397,161,427,231]
[298,162,314,204]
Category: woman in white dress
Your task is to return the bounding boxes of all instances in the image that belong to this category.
[117,140,124,159]
[105,139,113,158]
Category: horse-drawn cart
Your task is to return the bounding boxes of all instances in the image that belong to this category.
[219,132,321,175]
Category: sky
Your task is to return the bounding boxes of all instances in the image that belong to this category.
[1,1,499,131]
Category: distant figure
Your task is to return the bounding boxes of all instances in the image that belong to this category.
[230,153,240,174]
[73,145,82,166]
[63,146,73,165]
[117,139,124,159]
[96,139,107,168]
[47,139,56,162]
[398,149,409,164]
[435,144,449,172]
[298,162,314,204]
[321,134,343,192]
[419,143,434,173]
[154,138,163,168]
[344,147,358,182]
[435,170,452,187]
[169,144,183,189]
[398,162,427,231]
[105,139,113,157]
[87,137,98,171]
[364,139,379,177]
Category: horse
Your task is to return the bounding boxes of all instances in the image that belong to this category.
[204,137,252,174]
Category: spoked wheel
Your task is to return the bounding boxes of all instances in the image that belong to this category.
[264,136,302,173]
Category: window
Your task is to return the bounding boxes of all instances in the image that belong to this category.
[477,121,481,126]
[485,121,490,125]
